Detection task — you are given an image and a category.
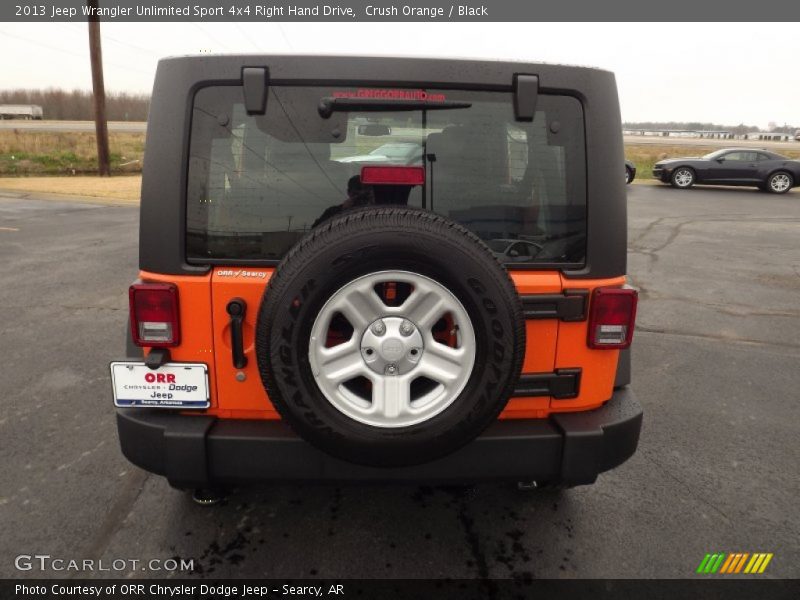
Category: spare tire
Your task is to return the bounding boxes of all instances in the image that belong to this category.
[256,207,524,467]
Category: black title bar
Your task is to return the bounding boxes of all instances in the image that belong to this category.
[3,0,799,22]
[5,579,800,600]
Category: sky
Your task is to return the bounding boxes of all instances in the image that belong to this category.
[0,22,798,128]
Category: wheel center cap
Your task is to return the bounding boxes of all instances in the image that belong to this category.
[380,338,405,361]
[361,317,424,375]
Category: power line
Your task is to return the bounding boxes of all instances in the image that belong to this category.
[103,32,164,57]
[234,23,260,52]
[0,28,152,75]
[54,22,157,56]
[190,22,233,52]
[0,28,87,60]
[277,24,294,50]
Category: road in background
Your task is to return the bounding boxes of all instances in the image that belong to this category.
[0,120,147,133]
[0,186,798,579]
[624,135,800,151]
[2,120,800,152]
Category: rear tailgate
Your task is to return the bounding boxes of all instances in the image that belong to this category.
[203,268,625,419]
[210,267,279,418]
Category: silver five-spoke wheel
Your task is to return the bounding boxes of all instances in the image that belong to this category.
[309,271,476,428]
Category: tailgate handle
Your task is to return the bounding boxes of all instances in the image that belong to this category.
[520,290,589,321]
[226,298,248,369]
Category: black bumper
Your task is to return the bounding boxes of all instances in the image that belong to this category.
[116,387,642,488]
[653,168,670,182]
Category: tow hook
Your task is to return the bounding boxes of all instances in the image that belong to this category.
[145,347,171,370]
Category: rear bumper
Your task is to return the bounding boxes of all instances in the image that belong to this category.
[116,387,642,488]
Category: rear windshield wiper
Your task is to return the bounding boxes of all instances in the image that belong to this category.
[318,97,471,118]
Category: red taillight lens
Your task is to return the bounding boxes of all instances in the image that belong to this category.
[360,165,425,185]
[129,283,180,347]
[587,287,638,349]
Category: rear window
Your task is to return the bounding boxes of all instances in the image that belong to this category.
[186,86,586,265]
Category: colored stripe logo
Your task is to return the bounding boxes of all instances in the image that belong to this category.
[696,553,773,574]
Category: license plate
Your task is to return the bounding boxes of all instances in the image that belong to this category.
[110,362,210,409]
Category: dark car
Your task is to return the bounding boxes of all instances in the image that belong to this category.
[625,159,636,184]
[486,238,544,261]
[653,148,800,194]
[336,142,423,164]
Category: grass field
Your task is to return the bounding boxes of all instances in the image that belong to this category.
[0,130,145,176]
[1,129,799,194]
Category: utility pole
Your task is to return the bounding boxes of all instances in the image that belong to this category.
[87,0,110,176]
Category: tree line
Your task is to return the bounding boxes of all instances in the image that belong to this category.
[623,121,798,135]
[1,91,795,132]
[0,88,149,121]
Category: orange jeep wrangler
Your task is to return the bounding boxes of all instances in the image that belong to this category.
[112,55,641,498]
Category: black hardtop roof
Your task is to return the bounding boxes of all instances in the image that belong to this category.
[153,53,613,90]
[161,53,611,72]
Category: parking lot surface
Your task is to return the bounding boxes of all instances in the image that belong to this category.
[0,185,798,579]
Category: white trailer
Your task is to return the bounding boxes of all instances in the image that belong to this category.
[0,104,44,120]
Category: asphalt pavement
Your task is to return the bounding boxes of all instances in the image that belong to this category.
[0,184,798,579]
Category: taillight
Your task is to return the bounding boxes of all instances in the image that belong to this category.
[129,283,180,347]
[360,165,425,185]
[587,287,638,349]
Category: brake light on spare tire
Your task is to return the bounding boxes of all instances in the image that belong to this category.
[129,283,180,347]
[587,287,638,349]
